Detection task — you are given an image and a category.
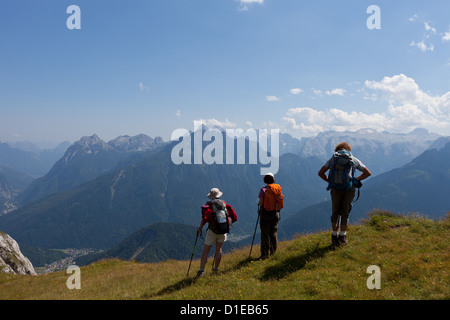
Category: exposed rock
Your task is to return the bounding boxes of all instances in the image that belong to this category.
[0,231,36,275]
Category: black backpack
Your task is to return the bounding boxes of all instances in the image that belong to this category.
[210,199,230,234]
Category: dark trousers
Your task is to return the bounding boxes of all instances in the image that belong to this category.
[330,188,355,227]
[260,210,280,257]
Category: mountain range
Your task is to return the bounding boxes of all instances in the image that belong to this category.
[291,128,441,174]
[0,165,34,214]
[0,141,70,177]
[0,128,448,266]
[18,134,165,205]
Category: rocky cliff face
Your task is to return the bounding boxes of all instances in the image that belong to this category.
[0,231,36,275]
[0,175,18,215]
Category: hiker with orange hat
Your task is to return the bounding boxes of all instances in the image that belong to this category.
[257,173,284,260]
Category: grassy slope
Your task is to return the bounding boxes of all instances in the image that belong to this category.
[0,211,448,300]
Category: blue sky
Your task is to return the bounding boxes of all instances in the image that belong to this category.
[1,0,449,146]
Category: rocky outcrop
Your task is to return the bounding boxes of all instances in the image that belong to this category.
[0,231,36,275]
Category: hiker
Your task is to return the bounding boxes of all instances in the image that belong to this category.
[318,142,371,247]
[257,173,284,260]
[195,187,237,278]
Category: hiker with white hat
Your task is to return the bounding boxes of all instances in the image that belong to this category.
[195,188,238,278]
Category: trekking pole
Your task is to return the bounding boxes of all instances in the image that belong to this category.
[187,233,199,277]
[249,205,261,259]
[211,252,216,271]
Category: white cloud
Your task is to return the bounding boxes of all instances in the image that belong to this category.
[409,18,440,53]
[290,88,303,95]
[424,22,436,33]
[195,118,237,129]
[245,121,253,127]
[262,120,279,128]
[283,107,386,137]
[237,0,263,11]
[409,14,418,22]
[266,95,280,102]
[312,88,322,96]
[283,74,450,137]
[175,109,181,118]
[442,31,450,42]
[410,40,434,52]
[138,82,149,92]
[325,88,346,96]
[365,74,449,117]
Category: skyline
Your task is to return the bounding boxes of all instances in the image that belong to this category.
[1,0,450,147]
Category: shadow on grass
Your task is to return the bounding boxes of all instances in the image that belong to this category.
[260,243,333,281]
[144,277,196,299]
[147,244,333,297]
[148,256,255,298]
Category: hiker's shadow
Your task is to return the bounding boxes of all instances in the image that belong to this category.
[148,277,196,298]
[260,243,333,281]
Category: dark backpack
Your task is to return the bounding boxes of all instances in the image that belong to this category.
[210,199,230,234]
[327,151,356,191]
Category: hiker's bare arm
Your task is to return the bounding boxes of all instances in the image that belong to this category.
[318,166,328,183]
[197,220,206,235]
[356,167,371,181]
[258,198,264,207]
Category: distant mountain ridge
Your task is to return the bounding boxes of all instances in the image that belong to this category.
[292,128,441,175]
[0,141,69,177]
[0,166,34,215]
[18,134,166,206]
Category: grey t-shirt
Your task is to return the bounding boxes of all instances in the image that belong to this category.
[324,151,366,176]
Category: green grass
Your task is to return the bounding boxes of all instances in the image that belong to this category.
[1,210,449,300]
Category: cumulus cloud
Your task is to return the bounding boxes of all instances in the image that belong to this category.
[325,88,346,96]
[266,95,280,102]
[282,74,450,137]
[237,0,263,11]
[175,109,181,118]
[290,88,303,95]
[410,40,434,52]
[424,22,436,33]
[443,31,450,42]
[195,118,237,129]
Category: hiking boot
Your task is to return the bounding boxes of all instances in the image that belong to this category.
[338,235,348,247]
[331,234,339,248]
[212,268,219,275]
[256,255,269,261]
[195,270,205,279]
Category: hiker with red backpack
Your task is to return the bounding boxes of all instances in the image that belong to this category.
[195,187,237,278]
[318,142,371,248]
[257,173,284,260]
